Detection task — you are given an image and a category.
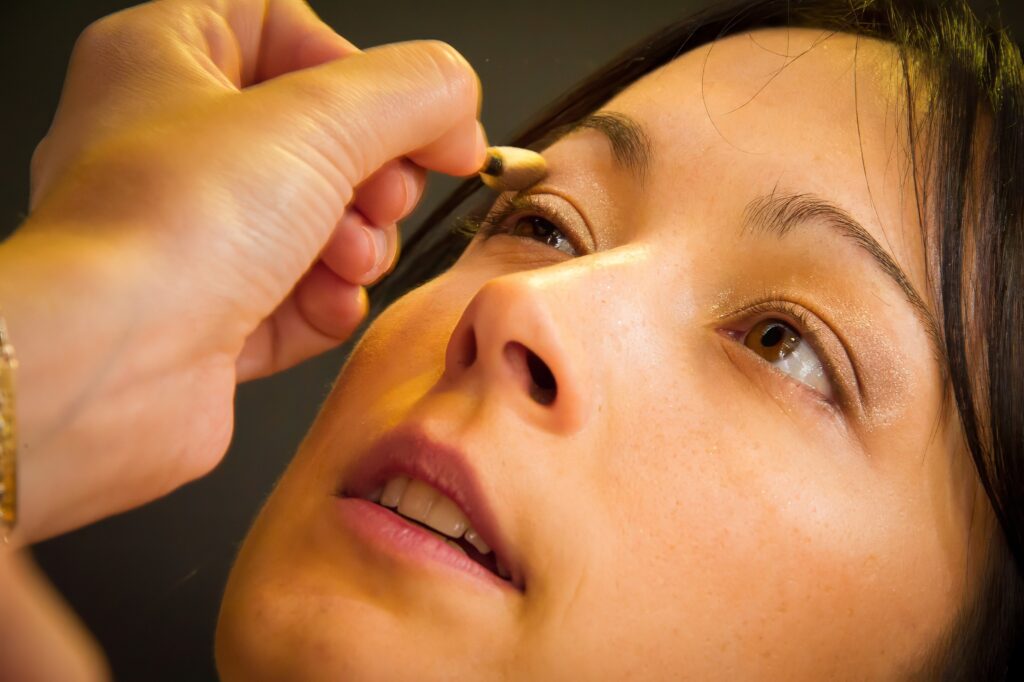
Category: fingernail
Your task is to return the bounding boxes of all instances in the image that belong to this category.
[364,226,388,272]
[355,286,369,316]
[401,171,418,216]
[474,121,488,169]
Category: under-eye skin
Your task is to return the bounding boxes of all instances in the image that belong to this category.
[461,193,585,257]
[719,299,854,412]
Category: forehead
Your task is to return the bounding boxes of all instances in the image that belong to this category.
[549,27,926,290]
[609,27,907,165]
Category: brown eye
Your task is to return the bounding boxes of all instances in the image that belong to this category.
[744,319,801,362]
[507,216,576,255]
[739,316,833,399]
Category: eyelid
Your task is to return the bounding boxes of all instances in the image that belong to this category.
[499,188,597,253]
[717,299,864,417]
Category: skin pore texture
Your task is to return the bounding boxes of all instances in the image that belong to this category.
[216,28,994,680]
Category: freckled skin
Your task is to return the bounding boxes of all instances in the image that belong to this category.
[217,29,991,681]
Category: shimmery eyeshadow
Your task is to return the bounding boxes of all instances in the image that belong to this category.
[843,306,913,430]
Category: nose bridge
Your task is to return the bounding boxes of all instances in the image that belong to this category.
[442,268,592,434]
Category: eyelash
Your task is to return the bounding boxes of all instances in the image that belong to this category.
[456,202,849,415]
[455,194,580,254]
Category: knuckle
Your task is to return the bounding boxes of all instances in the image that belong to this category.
[73,5,152,65]
[28,136,51,202]
[74,14,124,56]
[29,136,49,177]
[406,40,480,109]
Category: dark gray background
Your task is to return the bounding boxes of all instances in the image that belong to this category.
[2,2,1021,680]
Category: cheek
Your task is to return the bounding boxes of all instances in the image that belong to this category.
[551,347,956,676]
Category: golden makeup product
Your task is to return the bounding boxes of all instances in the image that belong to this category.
[479,146,547,192]
[0,317,16,542]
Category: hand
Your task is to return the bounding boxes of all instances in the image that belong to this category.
[1,0,486,542]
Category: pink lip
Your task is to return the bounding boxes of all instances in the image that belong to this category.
[336,426,524,591]
[333,498,513,591]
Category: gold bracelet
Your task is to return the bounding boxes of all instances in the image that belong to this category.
[0,317,16,543]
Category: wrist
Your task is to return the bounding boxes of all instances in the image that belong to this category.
[0,223,224,542]
[0,227,132,443]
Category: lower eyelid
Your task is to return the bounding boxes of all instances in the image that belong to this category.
[716,301,860,408]
[716,329,846,419]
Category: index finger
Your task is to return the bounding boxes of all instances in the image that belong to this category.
[81,0,358,90]
[166,0,360,86]
[230,0,360,83]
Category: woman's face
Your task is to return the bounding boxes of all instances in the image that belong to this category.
[218,28,990,680]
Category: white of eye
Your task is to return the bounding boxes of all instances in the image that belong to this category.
[507,215,577,256]
[743,320,833,400]
[771,337,832,398]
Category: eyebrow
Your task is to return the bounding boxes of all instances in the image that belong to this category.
[744,191,943,358]
[553,112,653,183]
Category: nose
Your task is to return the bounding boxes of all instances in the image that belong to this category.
[442,276,590,433]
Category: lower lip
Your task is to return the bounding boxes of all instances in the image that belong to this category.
[332,496,512,592]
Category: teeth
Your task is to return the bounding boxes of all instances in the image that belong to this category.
[446,539,467,555]
[373,476,503,570]
[395,479,474,539]
[423,494,470,538]
[464,528,491,554]
[397,479,439,520]
[363,486,383,503]
[380,476,409,508]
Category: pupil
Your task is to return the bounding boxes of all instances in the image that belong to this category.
[760,324,784,348]
[529,218,558,246]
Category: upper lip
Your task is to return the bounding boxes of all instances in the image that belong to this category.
[338,425,524,590]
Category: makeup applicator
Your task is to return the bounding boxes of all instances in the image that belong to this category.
[479,146,547,192]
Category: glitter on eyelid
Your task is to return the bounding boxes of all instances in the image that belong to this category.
[710,289,737,314]
[847,308,913,430]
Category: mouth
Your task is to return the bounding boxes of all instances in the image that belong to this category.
[335,427,524,592]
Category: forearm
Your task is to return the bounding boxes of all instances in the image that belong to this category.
[0,549,108,681]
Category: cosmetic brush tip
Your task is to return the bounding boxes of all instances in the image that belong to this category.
[480,146,547,192]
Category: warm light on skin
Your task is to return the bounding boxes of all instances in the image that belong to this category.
[217,29,991,680]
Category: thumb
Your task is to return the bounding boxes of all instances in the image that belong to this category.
[253,0,361,80]
[239,39,486,196]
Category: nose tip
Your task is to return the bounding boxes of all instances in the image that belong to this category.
[445,327,558,408]
[441,279,588,431]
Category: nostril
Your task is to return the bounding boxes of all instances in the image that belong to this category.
[452,325,477,368]
[503,342,557,405]
[525,349,557,405]
[501,339,557,403]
